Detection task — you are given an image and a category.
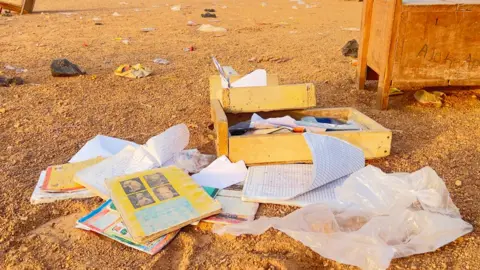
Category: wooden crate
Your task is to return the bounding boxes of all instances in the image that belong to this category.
[211,99,392,165]
[209,75,316,113]
[0,0,36,14]
[357,0,480,109]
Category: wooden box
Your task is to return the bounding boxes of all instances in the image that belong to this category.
[0,0,36,14]
[211,99,392,165]
[357,0,480,109]
[209,75,316,113]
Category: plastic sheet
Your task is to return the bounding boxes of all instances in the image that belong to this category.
[215,165,473,270]
[172,149,216,174]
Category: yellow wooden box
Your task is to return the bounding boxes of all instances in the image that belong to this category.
[211,99,392,165]
[209,74,316,113]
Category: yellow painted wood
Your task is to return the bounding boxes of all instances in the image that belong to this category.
[219,107,391,165]
[209,74,279,101]
[224,83,316,113]
[210,99,229,156]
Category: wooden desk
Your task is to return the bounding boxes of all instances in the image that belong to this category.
[0,0,35,14]
[357,0,480,109]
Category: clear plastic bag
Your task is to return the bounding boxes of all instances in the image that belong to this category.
[172,149,216,174]
[215,166,472,270]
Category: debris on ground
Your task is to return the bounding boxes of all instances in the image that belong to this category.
[141,27,156,32]
[0,75,23,87]
[204,8,216,12]
[201,12,217,18]
[153,58,170,65]
[183,46,195,52]
[171,5,181,11]
[197,24,227,32]
[341,39,359,58]
[51,59,86,77]
[216,165,473,270]
[187,20,197,26]
[389,87,404,96]
[112,12,121,16]
[414,90,445,107]
[4,64,27,73]
[114,64,152,78]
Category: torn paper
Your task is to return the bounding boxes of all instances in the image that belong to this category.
[192,156,247,189]
[69,135,139,163]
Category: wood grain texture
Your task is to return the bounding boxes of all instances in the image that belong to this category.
[223,107,391,165]
[210,99,229,157]
[224,83,316,113]
[357,0,374,90]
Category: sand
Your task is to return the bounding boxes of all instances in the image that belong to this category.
[0,0,479,269]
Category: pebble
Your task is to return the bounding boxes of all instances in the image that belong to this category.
[14,122,20,128]
[207,134,215,141]
[0,108,5,113]
[455,180,462,186]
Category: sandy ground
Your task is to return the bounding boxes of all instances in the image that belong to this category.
[1,0,479,269]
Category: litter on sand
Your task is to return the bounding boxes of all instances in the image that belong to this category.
[170,5,181,11]
[0,75,24,87]
[114,64,152,78]
[4,64,27,73]
[197,24,226,32]
[414,89,445,107]
[153,58,170,65]
[216,165,473,270]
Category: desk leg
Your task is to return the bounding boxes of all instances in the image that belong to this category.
[357,0,373,90]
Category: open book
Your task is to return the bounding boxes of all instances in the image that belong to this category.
[106,166,222,243]
[75,124,189,199]
[242,133,365,206]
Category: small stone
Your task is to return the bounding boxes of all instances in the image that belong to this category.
[14,122,20,128]
[51,58,86,77]
[455,180,462,186]
[207,134,215,141]
[471,95,477,99]
[0,108,6,113]
[341,39,359,58]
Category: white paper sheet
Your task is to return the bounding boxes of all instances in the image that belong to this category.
[69,135,139,163]
[242,165,349,206]
[192,156,247,189]
[230,69,267,88]
[30,171,95,204]
[242,134,364,202]
[304,133,365,189]
[144,124,189,165]
[74,124,190,199]
[250,113,297,128]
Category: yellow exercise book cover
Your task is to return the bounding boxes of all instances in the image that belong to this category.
[41,157,104,192]
[106,166,222,243]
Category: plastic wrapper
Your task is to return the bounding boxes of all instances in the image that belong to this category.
[172,149,216,174]
[215,165,472,270]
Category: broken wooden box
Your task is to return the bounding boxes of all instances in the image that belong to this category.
[209,74,316,113]
[210,75,391,165]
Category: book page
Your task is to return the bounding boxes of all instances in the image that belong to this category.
[286,175,349,207]
[75,145,158,199]
[69,135,138,163]
[144,124,189,165]
[303,133,365,190]
[243,164,313,201]
[191,156,247,189]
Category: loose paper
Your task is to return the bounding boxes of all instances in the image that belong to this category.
[69,135,138,163]
[192,156,247,189]
[75,124,189,199]
[242,133,365,204]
